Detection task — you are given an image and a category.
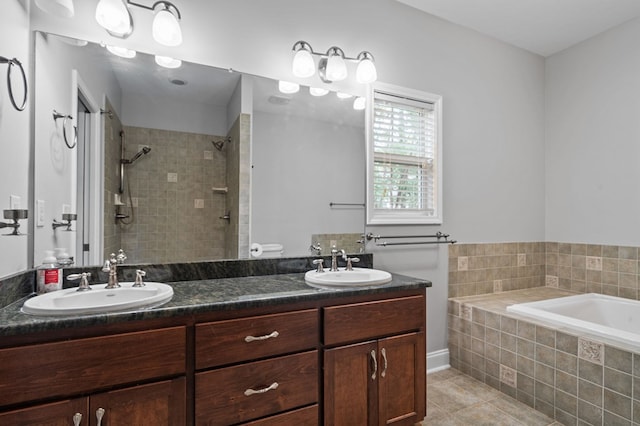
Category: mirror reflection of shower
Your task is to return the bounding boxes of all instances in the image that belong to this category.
[116,129,151,224]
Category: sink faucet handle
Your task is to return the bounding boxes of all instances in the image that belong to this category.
[67,272,92,291]
[346,257,360,271]
[312,259,325,273]
[116,249,127,264]
[133,269,146,287]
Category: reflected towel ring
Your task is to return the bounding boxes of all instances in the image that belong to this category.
[0,56,28,111]
[53,110,78,149]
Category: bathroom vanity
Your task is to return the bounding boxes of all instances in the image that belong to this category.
[0,269,429,425]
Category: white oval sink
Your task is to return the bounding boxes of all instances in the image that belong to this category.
[22,282,174,316]
[305,268,392,288]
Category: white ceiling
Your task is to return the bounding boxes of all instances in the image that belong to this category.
[396,0,640,57]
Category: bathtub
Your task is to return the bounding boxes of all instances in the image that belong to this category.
[506,293,640,349]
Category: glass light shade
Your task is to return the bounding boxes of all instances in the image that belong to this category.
[155,55,182,69]
[35,0,75,18]
[278,81,300,94]
[356,57,378,84]
[152,8,183,46]
[106,45,136,59]
[309,87,329,97]
[95,0,132,37]
[353,97,366,110]
[292,49,315,78]
[336,92,353,99]
[325,53,347,81]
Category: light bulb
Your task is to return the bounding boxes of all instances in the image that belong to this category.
[309,87,329,97]
[353,97,366,110]
[325,48,347,81]
[278,81,300,94]
[356,54,377,84]
[152,7,183,46]
[95,0,132,37]
[155,55,182,69]
[336,92,353,99]
[292,47,315,78]
[106,45,136,59]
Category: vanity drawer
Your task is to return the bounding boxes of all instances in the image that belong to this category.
[195,309,318,369]
[195,350,318,425]
[241,405,318,425]
[0,327,186,407]
[324,295,424,346]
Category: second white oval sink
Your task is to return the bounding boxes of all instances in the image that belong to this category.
[305,268,392,288]
[22,282,174,316]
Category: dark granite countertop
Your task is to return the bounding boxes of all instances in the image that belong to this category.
[0,271,430,338]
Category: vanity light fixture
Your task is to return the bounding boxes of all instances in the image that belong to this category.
[353,96,366,110]
[105,45,137,58]
[336,92,353,99]
[278,80,300,94]
[95,0,183,47]
[309,87,329,97]
[291,40,377,84]
[155,55,181,68]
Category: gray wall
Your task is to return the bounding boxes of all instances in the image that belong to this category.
[545,17,640,246]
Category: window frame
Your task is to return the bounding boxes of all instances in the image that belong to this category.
[365,82,443,225]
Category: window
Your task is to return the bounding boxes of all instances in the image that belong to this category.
[366,83,442,225]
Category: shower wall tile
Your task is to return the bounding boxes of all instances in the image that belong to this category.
[120,126,229,264]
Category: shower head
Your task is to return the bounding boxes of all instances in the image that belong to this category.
[122,146,151,164]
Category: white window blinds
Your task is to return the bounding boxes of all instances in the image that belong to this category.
[366,85,442,225]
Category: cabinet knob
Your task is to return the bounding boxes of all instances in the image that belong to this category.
[370,349,377,380]
[95,408,105,426]
[72,413,82,426]
[244,381,279,396]
[244,330,279,343]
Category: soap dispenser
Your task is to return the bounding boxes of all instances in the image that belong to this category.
[37,251,62,294]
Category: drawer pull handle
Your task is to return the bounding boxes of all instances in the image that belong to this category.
[370,349,377,380]
[73,413,82,426]
[95,408,105,426]
[244,330,279,343]
[244,381,279,396]
[381,348,388,378]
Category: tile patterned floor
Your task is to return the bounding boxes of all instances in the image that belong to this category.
[420,368,562,426]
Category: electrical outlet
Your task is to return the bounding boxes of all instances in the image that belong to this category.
[194,199,205,208]
[9,195,20,209]
[36,200,45,227]
[131,197,138,208]
[167,172,178,182]
[330,239,337,248]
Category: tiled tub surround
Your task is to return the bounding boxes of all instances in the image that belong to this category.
[449,287,640,426]
[449,242,640,301]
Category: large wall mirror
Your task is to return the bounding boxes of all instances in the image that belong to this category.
[32,31,365,267]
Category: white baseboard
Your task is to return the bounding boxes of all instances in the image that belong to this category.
[427,349,450,374]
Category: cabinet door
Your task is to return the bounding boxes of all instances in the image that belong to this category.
[377,333,425,426]
[89,377,185,426]
[0,398,87,425]
[324,341,378,426]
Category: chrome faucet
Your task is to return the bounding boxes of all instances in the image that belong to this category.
[330,246,346,271]
[102,249,127,289]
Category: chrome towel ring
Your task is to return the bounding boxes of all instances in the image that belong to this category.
[53,110,78,149]
[0,56,28,111]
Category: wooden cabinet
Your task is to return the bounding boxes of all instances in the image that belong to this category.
[0,327,187,425]
[0,287,427,426]
[195,309,319,425]
[0,378,185,426]
[323,296,426,426]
